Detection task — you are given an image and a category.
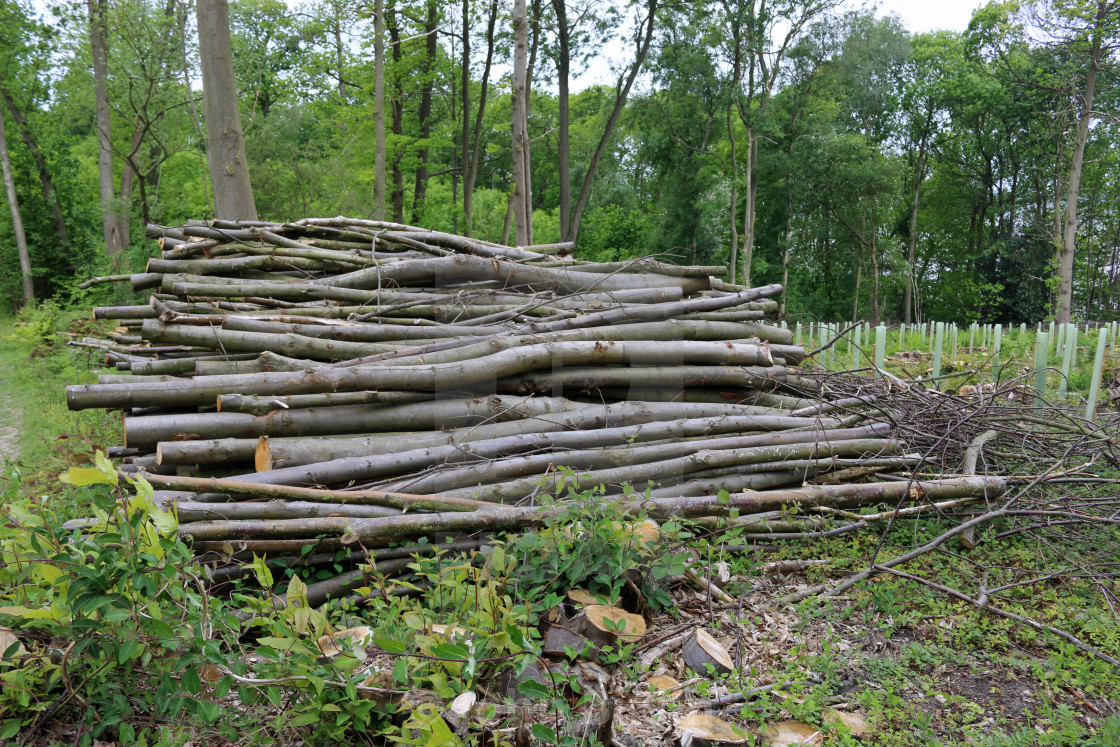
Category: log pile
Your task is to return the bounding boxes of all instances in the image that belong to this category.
[67,217,969,595]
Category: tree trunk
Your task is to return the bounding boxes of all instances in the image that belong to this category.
[411,0,438,221]
[89,0,124,259]
[851,255,862,324]
[510,0,532,246]
[740,128,757,287]
[870,231,880,327]
[552,0,571,239]
[727,109,738,283]
[1055,27,1101,325]
[459,0,469,232]
[904,131,929,325]
[0,107,33,304]
[780,176,793,317]
[373,0,385,219]
[464,0,497,236]
[197,0,258,220]
[0,87,68,246]
[388,0,405,223]
[566,0,658,242]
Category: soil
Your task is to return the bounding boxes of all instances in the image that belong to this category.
[0,390,19,463]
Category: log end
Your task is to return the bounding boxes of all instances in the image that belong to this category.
[255,437,273,472]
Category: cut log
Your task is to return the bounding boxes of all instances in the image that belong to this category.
[316,626,374,659]
[573,605,646,648]
[676,714,751,747]
[681,629,734,675]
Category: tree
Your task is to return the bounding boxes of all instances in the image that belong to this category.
[197,0,258,220]
[0,102,32,304]
[512,0,533,245]
[721,0,838,285]
[88,0,125,257]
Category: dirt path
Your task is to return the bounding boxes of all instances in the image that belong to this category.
[0,390,19,464]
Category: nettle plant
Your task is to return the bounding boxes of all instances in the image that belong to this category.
[505,478,691,613]
[0,453,236,742]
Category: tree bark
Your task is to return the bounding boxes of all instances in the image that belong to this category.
[88,0,125,259]
[388,0,405,222]
[374,0,386,219]
[552,0,571,238]
[197,0,258,220]
[0,107,33,304]
[0,87,68,245]
[411,0,439,221]
[68,339,787,410]
[511,0,532,246]
[1055,14,1103,325]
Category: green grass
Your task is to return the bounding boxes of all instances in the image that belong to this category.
[0,307,120,517]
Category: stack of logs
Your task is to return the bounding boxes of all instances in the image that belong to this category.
[65,217,1001,604]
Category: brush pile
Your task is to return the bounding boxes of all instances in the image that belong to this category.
[65,218,1008,596]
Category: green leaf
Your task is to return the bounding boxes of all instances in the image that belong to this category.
[531,723,558,743]
[517,680,551,700]
[116,638,139,664]
[248,553,274,590]
[181,665,201,694]
[373,638,407,655]
[429,642,469,661]
[289,711,320,727]
[59,467,111,486]
[196,700,220,723]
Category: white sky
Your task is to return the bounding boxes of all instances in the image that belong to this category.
[869,0,982,34]
[568,0,983,90]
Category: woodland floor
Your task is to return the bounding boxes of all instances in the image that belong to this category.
[0,390,20,464]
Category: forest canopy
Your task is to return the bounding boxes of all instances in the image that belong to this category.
[0,0,1116,325]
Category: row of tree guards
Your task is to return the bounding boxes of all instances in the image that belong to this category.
[794,319,1115,420]
[62,218,1073,612]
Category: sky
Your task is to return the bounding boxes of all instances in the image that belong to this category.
[870,0,982,34]
[568,0,985,89]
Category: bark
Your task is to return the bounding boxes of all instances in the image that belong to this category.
[1055,14,1103,325]
[378,425,890,496]
[904,118,930,325]
[0,87,68,245]
[217,390,434,415]
[176,500,401,522]
[567,0,658,242]
[374,0,386,219]
[124,394,581,448]
[69,340,790,410]
[511,0,532,246]
[161,400,816,468]
[464,0,497,235]
[134,471,487,512]
[259,413,849,475]
[140,319,399,360]
[176,473,1000,544]
[411,0,438,220]
[197,0,258,220]
[388,328,779,367]
[442,438,901,503]
[552,0,571,238]
[740,129,757,287]
[388,0,404,221]
[0,108,33,304]
[497,365,786,397]
[89,0,124,258]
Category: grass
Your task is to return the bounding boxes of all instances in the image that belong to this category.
[718,516,1120,745]
[810,324,1119,407]
[0,306,120,515]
